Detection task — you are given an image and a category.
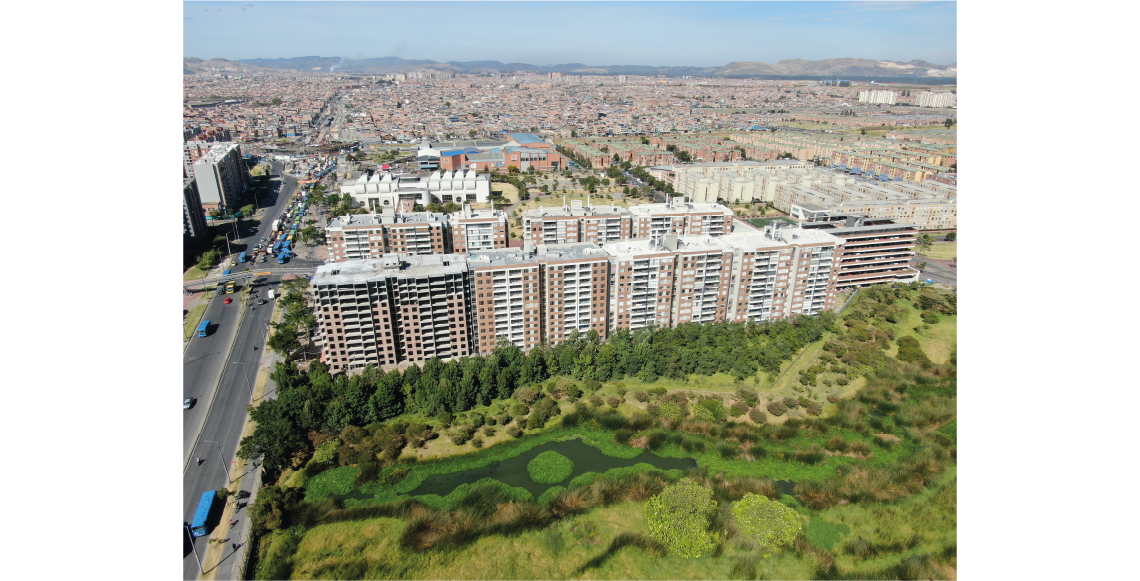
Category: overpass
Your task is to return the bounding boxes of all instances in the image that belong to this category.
[182,267,317,290]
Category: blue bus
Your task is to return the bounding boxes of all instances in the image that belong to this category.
[291,224,298,231]
[272,241,283,254]
[278,233,287,243]
[277,252,287,264]
[197,320,210,338]
[190,490,217,537]
[238,252,247,263]
[222,270,231,276]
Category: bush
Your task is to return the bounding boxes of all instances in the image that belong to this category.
[645,479,719,558]
[836,376,850,386]
[736,387,760,407]
[589,395,604,407]
[782,397,799,409]
[515,387,540,405]
[729,403,748,418]
[606,395,621,408]
[506,425,523,438]
[697,399,727,422]
[896,335,932,366]
[614,429,634,444]
[482,426,496,437]
[731,493,801,548]
[634,391,649,402]
[527,414,547,430]
[798,396,811,408]
[806,401,823,416]
[616,388,628,398]
[470,437,484,449]
[356,458,380,485]
[527,450,575,484]
[921,311,941,325]
[717,441,742,459]
[659,401,687,423]
[647,387,667,397]
[469,412,485,429]
[749,408,767,424]
[583,379,602,391]
[564,383,582,400]
[826,395,841,404]
[450,427,474,446]
[766,401,788,416]
[511,403,529,416]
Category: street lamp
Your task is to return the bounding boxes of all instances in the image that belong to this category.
[231,361,254,398]
[185,523,204,574]
[203,439,230,480]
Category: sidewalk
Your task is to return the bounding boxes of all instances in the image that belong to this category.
[198,301,285,580]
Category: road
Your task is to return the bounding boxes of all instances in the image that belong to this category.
[183,161,319,580]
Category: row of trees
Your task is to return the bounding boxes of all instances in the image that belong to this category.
[239,314,835,476]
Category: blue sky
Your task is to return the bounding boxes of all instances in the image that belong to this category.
[184,1,956,67]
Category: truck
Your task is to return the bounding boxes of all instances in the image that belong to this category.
[271,219,280,232]
[189,490,218,537]
[267,290,275,300]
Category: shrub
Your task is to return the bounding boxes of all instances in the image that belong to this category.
[515,387,540,405]
[606,396,621,408]
[806,401,823,416]
[614,429,634,445]
[697,399,727,422]
[356,458,380,485]
[645,479,719,558]
[717,441,742,459]
[589,395,604,407]
[482,426,496,437]
[825,436,849,452]
[798,396,811,408]
[749,409,767,424]
[616,388,628,399]
[659,401,687,423]
[767,401,788,416]
[527,414,547,430]
[583,379,602,391]
[646,403,661,417]
[826,395,841,404]
[693,405,717,423]
[836,376,850,386]
[470,437,484,449]
[506,425,523,438]
[511,403,529,416]
[647,387,667,397]
[736,387,760,407]
[435,411,454,429]
[450,427,474,446]
[634,391,648,402]
[729,403,748,418]
[920,311,941,325]
[527,451,575,484]
[564,384,582,401]
[782,397,799,409]
[469,412,485,429]
[731,493,801,548]
[896,336,932,366]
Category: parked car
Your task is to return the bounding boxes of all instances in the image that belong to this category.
[183,397,194,410]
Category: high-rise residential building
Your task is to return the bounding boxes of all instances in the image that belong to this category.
[627,199,734,240]
[325,209,450,262]
[468,250,545,354]
[312,254,474,372]
[858,90,898,105]
[183,178,209,245]
[917,91,957,108]
[191,142,250,212]
[312,227,843,368]
[521,199,632,246]
[450,205,509,253]
[802,217,920,288]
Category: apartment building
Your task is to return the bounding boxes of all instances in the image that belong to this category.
[451,204,509,253]
[191,142,251,211]
[183,177,209,245]
[537,244,613,344]
[468,250,545,354]
[627,199,734,240]
[314,224,844,367]
[917,92,957,108]
[325,209,449,262]
[858,90,898,105]
[521,199,632,246]
[802,218,920,288]
[312,254,475,372]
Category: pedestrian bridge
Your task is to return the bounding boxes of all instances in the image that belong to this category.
[182,267,316,290]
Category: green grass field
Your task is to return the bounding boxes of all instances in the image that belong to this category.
[182,304,207,341]
[183,265,209,281]
[919,242,957,261]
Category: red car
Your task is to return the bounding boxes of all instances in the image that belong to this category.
[224,297,233,304]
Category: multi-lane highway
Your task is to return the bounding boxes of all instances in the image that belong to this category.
[183,161,321,580]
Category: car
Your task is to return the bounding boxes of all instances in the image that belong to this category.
[224,297,233,304]
[183,397,194,410]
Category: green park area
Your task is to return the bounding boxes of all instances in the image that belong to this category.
[919,242,957,261]
[245,283,957,580]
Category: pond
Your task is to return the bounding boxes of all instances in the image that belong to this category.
[409,439,697,499]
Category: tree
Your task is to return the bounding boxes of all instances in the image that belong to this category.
[325,192,341,206]
[247,485,304,535]
[239,204,256,218]
[267,325,301,356]
[944,232,957,241]
[270,97,282,106]
[443,201,461,213]
[860,128,866,136]
[570,129,578,138]
[731,493,800,549]
[196,250,221,271]
[507,165,520,174]
[675,151,692,162]
[645,479,719,558]
[944,118,955,129]
[917,261,927,271]
[916,233,935,253]
[413,204,426,212]
[426,202,442,213]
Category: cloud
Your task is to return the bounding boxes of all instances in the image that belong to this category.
[766,16,786,21]
[838,1,934,12]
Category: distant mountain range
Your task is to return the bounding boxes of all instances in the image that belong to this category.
[184,56,956,80]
